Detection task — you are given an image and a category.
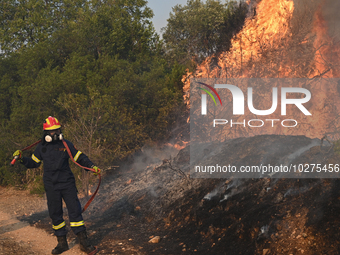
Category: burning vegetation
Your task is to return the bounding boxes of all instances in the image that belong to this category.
[186,0,340,141]
[183,0,340,81]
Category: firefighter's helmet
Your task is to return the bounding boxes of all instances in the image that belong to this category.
[43,116,61,130]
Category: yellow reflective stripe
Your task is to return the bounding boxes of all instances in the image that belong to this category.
[44,124,61,130]
[32,154,41,163]
[70,220,84,227]
[52,221,66,230]
[74,151,82,162]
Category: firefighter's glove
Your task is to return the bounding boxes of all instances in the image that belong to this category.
[13,150,23,162]
[92,166,100,176]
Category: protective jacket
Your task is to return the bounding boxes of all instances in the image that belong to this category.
[22,139,94,189]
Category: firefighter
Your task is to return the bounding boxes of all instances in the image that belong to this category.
[13,116,99,254]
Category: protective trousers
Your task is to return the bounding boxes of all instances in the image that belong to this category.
[45,184,86,236]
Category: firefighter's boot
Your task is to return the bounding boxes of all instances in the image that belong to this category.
[52,235,69,254]
[77,230,96,253]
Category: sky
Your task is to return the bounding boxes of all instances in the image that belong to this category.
[146,0,189,35]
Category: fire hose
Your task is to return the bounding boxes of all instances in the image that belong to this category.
[11,139,101,213]
[10,140,42,166]
[61,139,101,213]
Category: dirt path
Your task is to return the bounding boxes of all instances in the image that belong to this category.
[0,187,90,255]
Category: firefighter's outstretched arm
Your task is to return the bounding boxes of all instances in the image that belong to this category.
[13,147,42,169]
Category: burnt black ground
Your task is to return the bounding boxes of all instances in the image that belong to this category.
[18,135,340,255]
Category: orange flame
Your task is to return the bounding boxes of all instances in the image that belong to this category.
[185,0,340,140]
[311,4,340,78]
[183,0,296,104]
[166,141,189,151]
